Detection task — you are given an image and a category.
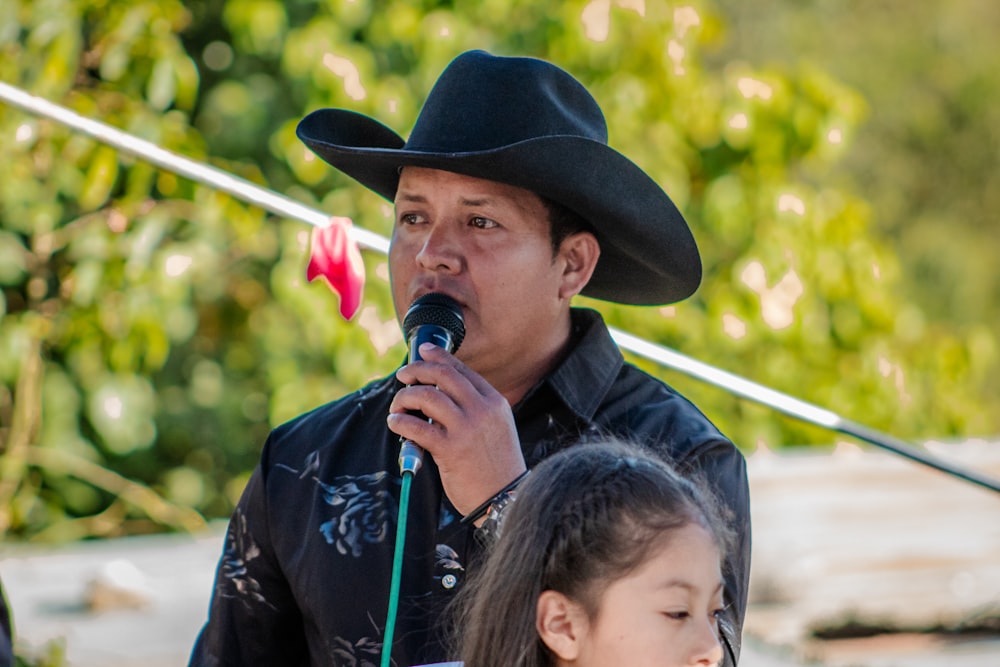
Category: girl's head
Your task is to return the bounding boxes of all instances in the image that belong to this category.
[454,439,733,667]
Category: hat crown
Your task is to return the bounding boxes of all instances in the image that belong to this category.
[405,50,608,153]
[295,49,701,305]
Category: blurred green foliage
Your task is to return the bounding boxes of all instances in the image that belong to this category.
[714,0,1000,394]
[13,636,64,667]
[0,0,997,546]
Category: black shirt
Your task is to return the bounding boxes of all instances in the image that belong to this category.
[1,578,12,667]
[190,308,751,666]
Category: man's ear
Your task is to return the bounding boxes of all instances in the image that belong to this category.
[557,231,600,300]
[536,590,588,662]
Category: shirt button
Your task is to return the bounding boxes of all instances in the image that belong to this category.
[441,574,458,589]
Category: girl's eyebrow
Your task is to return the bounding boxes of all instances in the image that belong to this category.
[655,580,725,596]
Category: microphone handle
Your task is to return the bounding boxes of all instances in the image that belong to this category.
[398,325,456,475]
[398,439,424,475]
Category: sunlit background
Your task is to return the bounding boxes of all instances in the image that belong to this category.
[1,1,998,665]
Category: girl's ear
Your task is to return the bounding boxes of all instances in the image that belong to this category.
[536,590,588,663]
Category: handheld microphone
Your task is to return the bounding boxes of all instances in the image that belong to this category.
[398,293,466,475]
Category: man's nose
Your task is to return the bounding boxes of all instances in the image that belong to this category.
[416,224,461,271]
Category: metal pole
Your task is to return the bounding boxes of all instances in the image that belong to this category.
[3,81,998,494]
[613,330,1000,493]
[0,82,387,254]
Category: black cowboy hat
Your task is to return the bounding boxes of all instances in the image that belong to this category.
[296,50,701,305]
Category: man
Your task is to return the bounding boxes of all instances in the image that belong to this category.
[191,50,750,666]
[1,579,12,667]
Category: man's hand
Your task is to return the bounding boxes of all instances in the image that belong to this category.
[387,343,526,516]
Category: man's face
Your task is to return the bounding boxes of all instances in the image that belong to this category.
[390,167,572,387]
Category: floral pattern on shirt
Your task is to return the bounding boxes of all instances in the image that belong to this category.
[331,634,382,667]
[316,470,397,557]
[277,451,399,558]
[434,544,462,574]
[220,506,275,609]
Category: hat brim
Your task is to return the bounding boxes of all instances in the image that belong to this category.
[297,109,701,305]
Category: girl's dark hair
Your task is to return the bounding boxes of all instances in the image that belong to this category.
[450,438,734,667]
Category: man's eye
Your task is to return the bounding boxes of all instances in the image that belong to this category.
[399,213,422,225]
[470,216,497,229]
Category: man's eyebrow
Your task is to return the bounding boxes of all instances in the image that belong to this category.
[394,193,496,207]
[395,192,427,204]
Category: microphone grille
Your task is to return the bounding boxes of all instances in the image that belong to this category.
[402,293,466,352]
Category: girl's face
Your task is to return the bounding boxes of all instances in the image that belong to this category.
[546,523,725,667]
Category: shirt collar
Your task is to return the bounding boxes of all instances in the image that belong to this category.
[543,308,624,421]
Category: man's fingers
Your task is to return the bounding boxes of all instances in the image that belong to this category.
[420,344,498,394]
[389,383,456,418]
[396,355,478,405]
[386,410,445,449]
[397,344,497,400]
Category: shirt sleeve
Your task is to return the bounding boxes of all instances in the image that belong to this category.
[188,461,309,667]
[1,577,13,667]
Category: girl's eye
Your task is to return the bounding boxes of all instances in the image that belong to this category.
[664,611,690,620]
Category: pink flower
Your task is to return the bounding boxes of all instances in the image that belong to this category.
[306,216,366,320]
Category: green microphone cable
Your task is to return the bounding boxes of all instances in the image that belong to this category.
[381,294,465,666]
[380,465,415,667]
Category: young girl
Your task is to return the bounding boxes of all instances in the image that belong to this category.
[450,439,734,667]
